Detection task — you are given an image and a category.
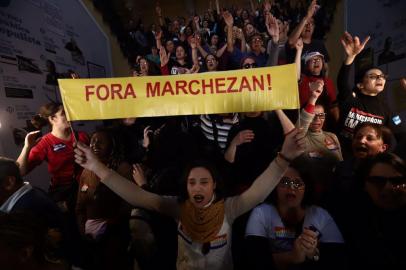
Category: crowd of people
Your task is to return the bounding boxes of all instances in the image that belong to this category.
[1,0,406,270]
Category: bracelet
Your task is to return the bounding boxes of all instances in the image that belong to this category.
[277,152,291,163]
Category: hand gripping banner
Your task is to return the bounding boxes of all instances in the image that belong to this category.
[58,64,299,121]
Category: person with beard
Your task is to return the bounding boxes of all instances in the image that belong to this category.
[245,157,346,270]
[341,153,406,269]
[73,126,306,270]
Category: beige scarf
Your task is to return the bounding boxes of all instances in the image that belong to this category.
[179,199,225,243]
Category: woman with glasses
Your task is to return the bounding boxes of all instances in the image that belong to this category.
[245,157,345,270]
[340,153,406,268]
[337,32,401,156]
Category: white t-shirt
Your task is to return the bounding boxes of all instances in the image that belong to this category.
[245,204,344,252]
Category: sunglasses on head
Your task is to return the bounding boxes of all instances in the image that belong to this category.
[366,176,406,189]
[279,177,305,190]
[243,63,257,69]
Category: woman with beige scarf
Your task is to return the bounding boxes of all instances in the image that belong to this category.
[74,126,306,270]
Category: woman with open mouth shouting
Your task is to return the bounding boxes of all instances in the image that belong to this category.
[245,157,346,270]
[74,124,306,270]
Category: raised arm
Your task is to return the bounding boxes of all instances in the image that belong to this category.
[295,38,303,80]
[190,36,199,66]
[224,130,255,163]
[74,142,179,218]
[223,11,234,53]
[155,4,165,27]
[215,0,221,15]
[288,0,317,47]
[265,13,280,67]
[216,43,227,58]
[225,128,306,221]
[337,32,370,101]
[16,131,41,176]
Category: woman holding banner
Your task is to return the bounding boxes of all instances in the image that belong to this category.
[74,122,306,269]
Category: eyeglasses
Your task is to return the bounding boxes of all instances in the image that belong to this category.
[279,177,305,190]
[243,63,257,69]
[311,58,323,64]
[366,176,406,189]
[366,74,388,80]
[314,113,326,119]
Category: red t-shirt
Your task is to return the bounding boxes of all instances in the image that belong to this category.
[299,75,337,108]
[28,131,89,187]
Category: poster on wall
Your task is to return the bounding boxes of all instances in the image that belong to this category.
[346,0,406,130]
[0,0,112,188]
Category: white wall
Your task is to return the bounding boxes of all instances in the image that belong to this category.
[0,0,111,189]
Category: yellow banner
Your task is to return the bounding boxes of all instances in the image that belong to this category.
[58,64,299,121]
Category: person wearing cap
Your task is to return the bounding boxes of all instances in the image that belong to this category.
[298,50,339,127]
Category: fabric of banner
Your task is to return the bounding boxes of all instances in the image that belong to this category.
[58,64,299,121]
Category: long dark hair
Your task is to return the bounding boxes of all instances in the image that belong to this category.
[178,159,224,203]
[91,127,125,171]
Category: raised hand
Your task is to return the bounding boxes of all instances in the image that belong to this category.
[340,31,370,60]
[222,11,234,27]
[305,0,318,20]
[309,79,324,99]
[159,48,170,67]
[24,130,41,149]
[155,30,162,41]
[74,141,102,172]
[155,4,162,16]
[295,38,303,50]
[231,129,255,146]
[280,128,306,161]
[266,13,279,43]
[193,15,200,25]
[132,163,147,187]
[190,37,197,49]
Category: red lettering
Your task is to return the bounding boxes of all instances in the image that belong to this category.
[85,85,95,101]
[124,84,136,98]
[96,84,109,100]
[111,84,123,99]
[239,77,253,92]
[215,78,226,93]
[252,75,264,91]
[176,80,188,95]
[162,81,175,96]
[146,82,160,97]
[202,79,214,94]
[188,80,200,95]
[227,77,238,93]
